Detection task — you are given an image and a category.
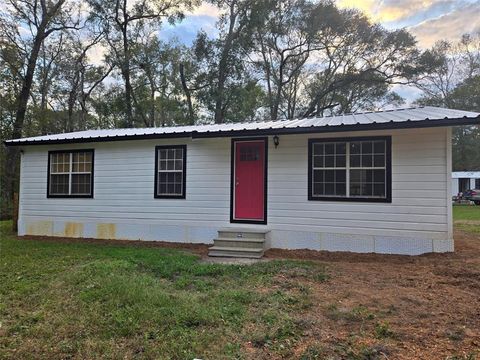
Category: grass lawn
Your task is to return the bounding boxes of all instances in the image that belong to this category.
[453,205,480,233]
[1,219,479,359]
[0,221,327,359]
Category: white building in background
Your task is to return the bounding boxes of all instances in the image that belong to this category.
[452,171,480,196]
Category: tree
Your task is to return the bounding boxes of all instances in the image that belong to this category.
[300,9,420,117]
[252,0,333,120]
[414,34,480,171]
[188,0,266,124]
[0,0,82,213]
[88,0,198,127]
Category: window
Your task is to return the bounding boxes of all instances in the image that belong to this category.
[308,137,391,202]
[48,150,94,198]
[476,179,480,189]
[155,145,186,198]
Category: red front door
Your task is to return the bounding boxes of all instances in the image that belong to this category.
[233,140,266,222]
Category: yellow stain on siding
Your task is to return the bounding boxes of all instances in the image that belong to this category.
[97,223,116,239]
[26,221,53,236]
[64,222,84,238]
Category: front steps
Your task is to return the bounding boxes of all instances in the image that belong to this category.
[208,229,267,258]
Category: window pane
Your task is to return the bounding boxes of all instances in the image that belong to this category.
[374,154,385,167]
[325,183,335,195]
[373,169,385,182]
[350,154,361,167]
[362,142,373,154]
[158,183,167,194]
[71,174,91,195]
[373,183,386,197]
[350,169,361,182]
[325,170,335,182]
[313,143,324,155]
[313,170,324,183]
[362,154,372,167]
[50,174,69,195]
[324,155,335,167]
[335,170,346,183]
[336,183,346,196]
[324,143,335,155]
[350,142,361,154]
[336,155,346,167]
[174,184,182,194]
[311,140,387,199]
[350,182,361,196]
[313,155,323,168]
[72,152,92,173]
[363,183,373,196]
[51,152,70,173]
[313,182,324,196]
[174,172,182,182]
[336,143,346,154]
[349,169,386,198]
[374,141,385,153]
[159,173,167,183]
[156,147,185,196]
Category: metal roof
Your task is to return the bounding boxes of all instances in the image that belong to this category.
[5,106,480,146]
[452,171,480,178]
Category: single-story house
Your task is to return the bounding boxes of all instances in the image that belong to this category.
[5,106,480,256]
[452,171,480,196]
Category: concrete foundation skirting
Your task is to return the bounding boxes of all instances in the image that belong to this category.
[18,219,453,256]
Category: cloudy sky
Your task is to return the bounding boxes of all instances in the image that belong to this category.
[161,0,480,48]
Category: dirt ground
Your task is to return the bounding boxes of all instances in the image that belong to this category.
[266,231,480,359]
[19,231,480,359]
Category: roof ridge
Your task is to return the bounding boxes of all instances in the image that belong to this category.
[5,106,480,145]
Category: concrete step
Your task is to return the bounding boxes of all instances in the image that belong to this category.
[213,238,265,249]
[208,246,264,259]
[218,229,268,240]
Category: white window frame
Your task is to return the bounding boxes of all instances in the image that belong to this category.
[308,137,391,202]
[48,150,94,198]
[154,145,186,199]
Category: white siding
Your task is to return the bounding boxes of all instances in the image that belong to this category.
[18,127,453,255]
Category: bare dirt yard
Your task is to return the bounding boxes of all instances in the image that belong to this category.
[264,229,480,359]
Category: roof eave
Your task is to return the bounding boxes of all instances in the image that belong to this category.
[4,116,480,146]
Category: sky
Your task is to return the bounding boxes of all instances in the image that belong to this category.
[161,0,480,48]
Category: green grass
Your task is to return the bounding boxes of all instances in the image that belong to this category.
[453,205,480,233]
[0,221,327,359]
[453,205,480,221]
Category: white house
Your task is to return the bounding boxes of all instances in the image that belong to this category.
[6,106,480,256]
[452,171,480,196]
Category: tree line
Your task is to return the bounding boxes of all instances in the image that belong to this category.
[1,0,479,218]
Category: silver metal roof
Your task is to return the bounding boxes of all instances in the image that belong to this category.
[5,106,480,146]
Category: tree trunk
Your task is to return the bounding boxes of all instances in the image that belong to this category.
[271,56,284,120]
[5,27,45,205]
[179,63,195,125]
[121,25,134,127]
[214,4,237,124]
